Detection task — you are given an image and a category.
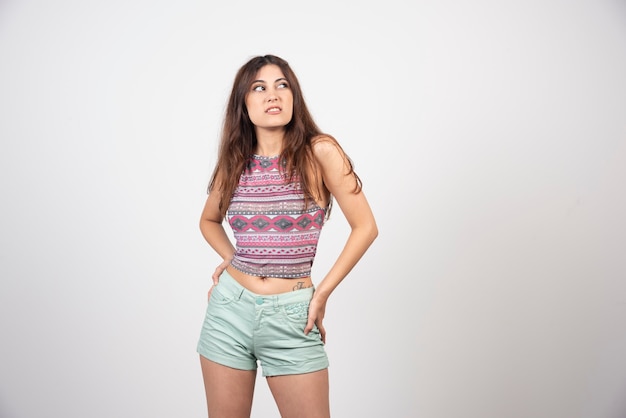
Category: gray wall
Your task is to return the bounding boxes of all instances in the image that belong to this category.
[1,1,625,417]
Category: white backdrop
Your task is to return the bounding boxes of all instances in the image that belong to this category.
[1,1,625,417]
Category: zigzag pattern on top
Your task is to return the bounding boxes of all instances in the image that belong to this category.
[227,155,327,279]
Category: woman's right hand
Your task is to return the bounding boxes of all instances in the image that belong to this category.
[208,258,231,300]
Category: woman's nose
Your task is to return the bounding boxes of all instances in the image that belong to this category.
[266,87,278,101]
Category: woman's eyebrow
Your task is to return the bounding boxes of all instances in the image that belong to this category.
[251,77,287,84]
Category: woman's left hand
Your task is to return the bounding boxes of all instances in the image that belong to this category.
[304,294,327,344]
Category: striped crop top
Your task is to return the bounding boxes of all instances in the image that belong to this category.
[227,155,327,278]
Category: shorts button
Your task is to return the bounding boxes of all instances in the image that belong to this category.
[256,297,264,305]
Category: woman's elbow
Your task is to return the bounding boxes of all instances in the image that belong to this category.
[199,217,216,236]
[370,221,379,243]
[362,219,378,246]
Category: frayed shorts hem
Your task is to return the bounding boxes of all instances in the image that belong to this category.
[262,359,329,377]
[197,348,258,372]
[198,350,329,377]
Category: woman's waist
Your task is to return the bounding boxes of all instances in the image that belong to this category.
[226,265,314,295]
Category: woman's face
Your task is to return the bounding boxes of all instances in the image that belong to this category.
[245,64,294,132]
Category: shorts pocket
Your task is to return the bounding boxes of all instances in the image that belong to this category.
[208,284,236,306]
[281,300,310,323]
[280,301,320,339]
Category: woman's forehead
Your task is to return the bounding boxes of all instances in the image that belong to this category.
[253,64,285,81]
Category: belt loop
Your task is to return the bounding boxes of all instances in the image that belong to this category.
[273,295,279,311]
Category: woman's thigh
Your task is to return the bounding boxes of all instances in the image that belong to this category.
[266,368,330,418]
[200,356,257,418]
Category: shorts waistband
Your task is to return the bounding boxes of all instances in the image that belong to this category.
[218,269,315,306]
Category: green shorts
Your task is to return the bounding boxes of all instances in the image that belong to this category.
[197,270,329,377]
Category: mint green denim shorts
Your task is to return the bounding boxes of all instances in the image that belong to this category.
[197,270,329,377]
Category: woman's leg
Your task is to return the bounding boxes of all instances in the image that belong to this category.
[200,356,257,418]
[266,368,330,418]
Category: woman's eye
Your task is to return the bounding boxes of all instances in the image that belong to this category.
[277,82,289,89]
[252,85,265,92]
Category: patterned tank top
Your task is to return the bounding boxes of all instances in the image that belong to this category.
[227,155,327,278]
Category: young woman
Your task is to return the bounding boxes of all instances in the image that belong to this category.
[197,54,378,418]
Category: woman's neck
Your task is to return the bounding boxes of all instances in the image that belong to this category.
[255,129,285,156]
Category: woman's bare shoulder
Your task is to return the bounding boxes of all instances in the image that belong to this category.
[311,134,344,158]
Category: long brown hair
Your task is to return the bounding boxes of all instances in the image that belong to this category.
[208,54,361,217]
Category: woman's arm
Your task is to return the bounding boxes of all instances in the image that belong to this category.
[305,137,378,339]
[199,188,235,284]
